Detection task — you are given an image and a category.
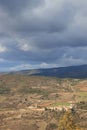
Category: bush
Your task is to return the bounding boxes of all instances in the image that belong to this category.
[46,123,58,130]
[58,109,83,130]
[0,87,10,94]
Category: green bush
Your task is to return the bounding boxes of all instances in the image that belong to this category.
[0,87,10,94]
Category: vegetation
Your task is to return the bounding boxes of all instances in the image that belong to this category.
[0,87,10,94]
[0,74,87,130]
[19,87,50,96]
[51,102,70,107]
[58,109,83,130]
[76,101,87,110]
[46,123,58,130]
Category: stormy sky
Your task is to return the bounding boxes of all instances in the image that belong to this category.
[0,0,87,71]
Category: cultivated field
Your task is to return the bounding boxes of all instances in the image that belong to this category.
[0,74,87,130]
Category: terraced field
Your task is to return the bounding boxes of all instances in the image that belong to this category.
[0,74,87,130]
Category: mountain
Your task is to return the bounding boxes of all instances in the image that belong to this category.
[9,65,87,79]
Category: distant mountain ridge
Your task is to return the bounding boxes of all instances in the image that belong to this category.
[9,64,87,79]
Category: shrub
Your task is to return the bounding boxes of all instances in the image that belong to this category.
[46,123,58,130]
[58,109,83,130]
[0,87,10,94]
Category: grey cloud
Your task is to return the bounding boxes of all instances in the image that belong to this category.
[0,0,44,15]
[0,0,87,70]
[14,0,74,34]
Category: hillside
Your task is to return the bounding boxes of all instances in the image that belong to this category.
[0,74,87,129]
[9,64,87,79]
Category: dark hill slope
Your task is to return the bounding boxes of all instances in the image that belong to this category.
[9,65,87,79]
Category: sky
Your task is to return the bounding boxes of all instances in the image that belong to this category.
[0,0,87,72]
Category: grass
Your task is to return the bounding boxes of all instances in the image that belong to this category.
[78,92,87,96]
[77,92,87,101]
[50,102,70,107]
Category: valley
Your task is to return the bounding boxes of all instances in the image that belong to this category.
[0,74,87,130]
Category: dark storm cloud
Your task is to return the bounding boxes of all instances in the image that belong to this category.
[14,3,73,33]
[0,0,44,15]
[0,0,87,71]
